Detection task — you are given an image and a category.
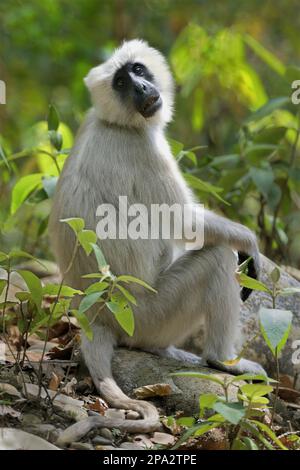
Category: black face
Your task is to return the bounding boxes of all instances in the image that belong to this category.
[112,62,162,118]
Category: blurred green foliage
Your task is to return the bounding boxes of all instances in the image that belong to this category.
[1,0,300,266]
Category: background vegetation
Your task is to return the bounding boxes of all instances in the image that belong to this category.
[1,0,300,267]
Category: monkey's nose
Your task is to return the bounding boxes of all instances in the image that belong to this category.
[143,94,159,110]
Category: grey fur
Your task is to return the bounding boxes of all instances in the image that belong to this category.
[50,40,265,442]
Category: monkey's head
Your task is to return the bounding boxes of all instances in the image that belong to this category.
[84,40,174,128]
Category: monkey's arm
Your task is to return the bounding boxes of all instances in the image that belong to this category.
[202,208,260,276]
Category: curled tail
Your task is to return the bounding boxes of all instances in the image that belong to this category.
[57,325,160,446]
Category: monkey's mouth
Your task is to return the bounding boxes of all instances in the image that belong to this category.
[140,95,162,118]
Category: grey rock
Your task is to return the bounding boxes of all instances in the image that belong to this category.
[92,436,113,445]
[70,442,94,450]
[98,428,113,441]
[112,349,239,416]
[26,424,60,443]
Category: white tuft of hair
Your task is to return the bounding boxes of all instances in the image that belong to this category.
[84,40,175,128]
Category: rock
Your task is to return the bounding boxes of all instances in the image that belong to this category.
[0,428,60,450]
[92,436,113,446]
[21,413,42,426]
[120,442,145,450]
[70,442,94,450]
[104,408,126,420]
[26,424,60,443]
[95,445,116,450]
[187,255,300,386]
[98,428,113,440]
[125,410,140,420]
[112,349,240,416]
[151,432,175,446]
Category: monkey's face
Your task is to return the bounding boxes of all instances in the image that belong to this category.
[84,40,174,128]
[113,62,162,118]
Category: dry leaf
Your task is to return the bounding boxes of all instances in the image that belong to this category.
[133,434,154,449]
[161,416,181,435]
[48,372,61,391]
[88,398,108,415]
[0,382,21,398]
[133,383,172,399]
[151,432,175,446]
[61,377,77,396]
[0,405,21,419]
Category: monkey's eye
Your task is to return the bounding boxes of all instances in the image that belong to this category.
[116,77,125,88]
[132,63,144,76]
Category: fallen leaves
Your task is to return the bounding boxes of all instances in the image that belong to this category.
[134,383,172,399]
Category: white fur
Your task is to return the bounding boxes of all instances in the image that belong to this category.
[84,40,174,128]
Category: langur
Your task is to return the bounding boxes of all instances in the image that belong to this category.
[49,40,265,443]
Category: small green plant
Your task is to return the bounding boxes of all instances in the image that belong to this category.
[0,217,155,398]
[170,371,287,450]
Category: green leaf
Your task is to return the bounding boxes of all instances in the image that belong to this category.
[11,173,43,214]
[78,230,97,256]
[61,217,85,234]
[253,126,287,145]
[47,104,60,131]
[259,307,293,355]
[170,371,224,387]
[85,281,109,295]
[117,275,157,293]
[251,419,287,450]
[213,402,246,425]
[42,176,58,198]
[17,270,43,311]
[173,422,219,449]
[72,309,93,341]
[278,287,300,296]
[238,273,271,294]
[176,417,195,427]
[242,421,274,450]
[0,142,10,170]
[244,34,286,76]
[78,292,104,315]
[0,252,8,263]
[42,284,83,297]
[15,292,31,302]
[82,273,103,279]
[245,97,290,123]
[169,138,184,157]
[0,279,7,297]
[229,374,275,384]
[91,243,108,271]
[106,301,135,336]
[49,130,63,151]
[115,284,137,305]
[199,393,218,418]
[184,173,229,205]
[240,383,273,399]
[270,267,281,284]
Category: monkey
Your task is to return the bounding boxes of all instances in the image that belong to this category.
[49,40,265,443]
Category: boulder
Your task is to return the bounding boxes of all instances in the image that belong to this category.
[112,348,240,416]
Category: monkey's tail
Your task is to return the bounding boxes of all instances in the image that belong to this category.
[57,379,160,446]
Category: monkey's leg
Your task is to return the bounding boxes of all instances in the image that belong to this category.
[80,323,159,430]
[130,246,265,375]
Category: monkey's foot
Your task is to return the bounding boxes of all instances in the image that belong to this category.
[206,357,267,376]
[145,346,204,365]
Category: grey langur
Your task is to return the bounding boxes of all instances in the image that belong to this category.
[49,40,265,440]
